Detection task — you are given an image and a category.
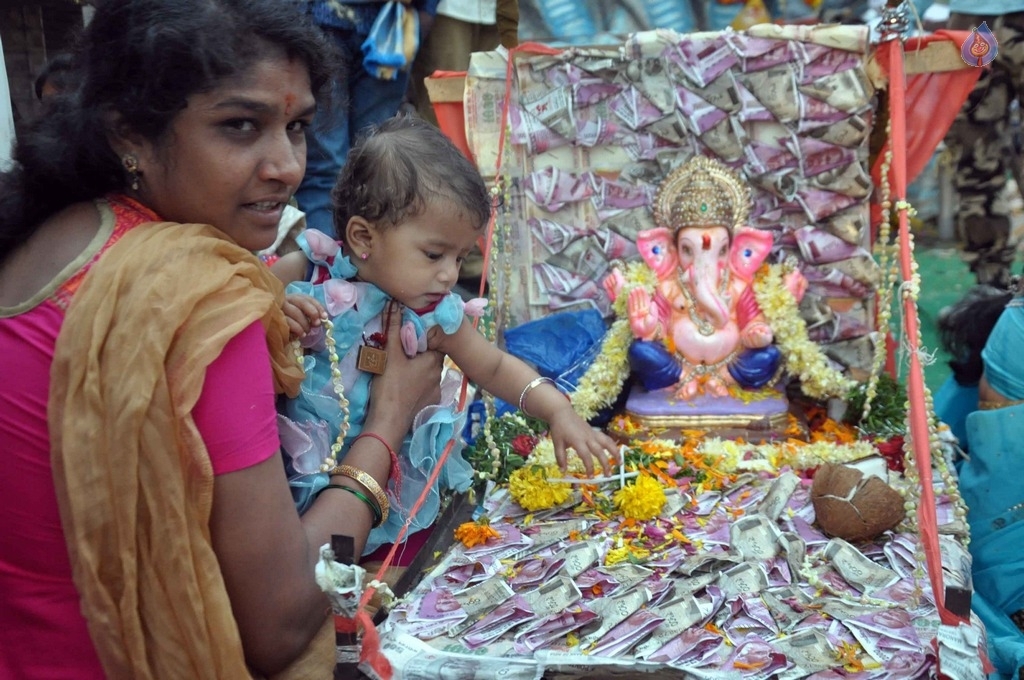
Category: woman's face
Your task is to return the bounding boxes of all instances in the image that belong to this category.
[130,50,315,252]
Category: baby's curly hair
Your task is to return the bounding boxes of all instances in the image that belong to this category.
[331,115,491,244]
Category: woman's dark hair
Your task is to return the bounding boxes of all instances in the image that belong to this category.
[331,114,491,243]
[0,0,335,265]
[937,284,1014,386]
[34,53,76,100]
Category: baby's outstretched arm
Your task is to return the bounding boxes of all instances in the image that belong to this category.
[436,321,618,476]
[518,378,619,477]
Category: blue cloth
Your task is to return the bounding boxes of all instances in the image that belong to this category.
[628,340,682,391]
[935,375,979,452]
[948,3,1024,14]
[626,339,782,392]
[503,309,607,389]
[982,300,1024,402]
[954,403,1024,677]
[280,233,473,555]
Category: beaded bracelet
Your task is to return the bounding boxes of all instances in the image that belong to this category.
[518,376,556,418]
[331,464,390,525]
[321,484,382,527]
[351,432,402,501]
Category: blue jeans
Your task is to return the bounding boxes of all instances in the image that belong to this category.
[296,26,410,237]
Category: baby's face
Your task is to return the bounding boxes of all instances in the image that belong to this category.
[361,200,480,310]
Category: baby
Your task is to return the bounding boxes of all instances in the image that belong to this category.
[274,115,617,554]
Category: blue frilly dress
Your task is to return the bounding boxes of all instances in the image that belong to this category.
[277,231,475,556]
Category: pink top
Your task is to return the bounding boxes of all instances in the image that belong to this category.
[0,196,280,678]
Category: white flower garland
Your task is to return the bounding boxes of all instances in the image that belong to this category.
[753,264,856,400]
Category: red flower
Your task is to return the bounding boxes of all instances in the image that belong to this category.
[874,435,905,473]
[511,434,539,457]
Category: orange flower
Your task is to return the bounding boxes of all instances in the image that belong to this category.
[835,641,864,672]
[733,660,768,670]
[454,519,500,548]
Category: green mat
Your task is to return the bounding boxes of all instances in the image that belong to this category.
[894,243,976,395]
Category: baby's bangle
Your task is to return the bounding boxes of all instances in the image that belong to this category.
[518,376,556,418]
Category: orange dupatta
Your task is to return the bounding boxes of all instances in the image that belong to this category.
[48,222,331,679]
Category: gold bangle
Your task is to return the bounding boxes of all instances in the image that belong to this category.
[331,464,390,525]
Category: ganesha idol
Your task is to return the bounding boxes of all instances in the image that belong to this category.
[604,156,800,435]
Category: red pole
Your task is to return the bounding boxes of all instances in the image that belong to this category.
[884,38,959,625]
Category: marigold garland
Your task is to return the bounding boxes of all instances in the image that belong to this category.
[753,263,856,400]
[507,465,571,511]
[613,474,667,520]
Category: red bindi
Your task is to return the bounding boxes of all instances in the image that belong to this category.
[284,93,295,116]
[701,233,711,251]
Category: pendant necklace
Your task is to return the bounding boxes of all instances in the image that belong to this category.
[356,303,393,375]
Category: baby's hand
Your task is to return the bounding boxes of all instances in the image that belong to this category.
[546,405,619,477]
[283,293,327,341]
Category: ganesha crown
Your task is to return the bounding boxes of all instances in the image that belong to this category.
[653,155,750,234]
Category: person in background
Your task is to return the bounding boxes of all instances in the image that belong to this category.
[34,53,76,105]
[0,0,443,677]
[942,3,1024,289]
[407,0,518,287]
[409,0,519,127]
[936,282,1024,678]
[296,0,441,237]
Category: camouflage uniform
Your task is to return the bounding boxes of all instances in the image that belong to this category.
[944,11,1024,288]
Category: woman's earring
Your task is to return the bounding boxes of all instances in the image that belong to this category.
[121,153,141,191]
[360,252,369,260]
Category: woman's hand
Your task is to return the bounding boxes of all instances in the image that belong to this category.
[363,301,443,443]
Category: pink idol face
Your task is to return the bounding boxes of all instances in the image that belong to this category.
[675,225,730,277]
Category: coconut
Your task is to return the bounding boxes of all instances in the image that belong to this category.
[811,462,905,542]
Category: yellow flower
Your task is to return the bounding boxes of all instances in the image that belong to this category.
[604,546,630,566]
[508,465,571,511]
[613,473,667,520]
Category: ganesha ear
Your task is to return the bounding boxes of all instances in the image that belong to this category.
[730,227,774,281]
[636,228,677,279]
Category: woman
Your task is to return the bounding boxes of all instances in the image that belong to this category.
[937,284,1024,678]
[0,0,442,677]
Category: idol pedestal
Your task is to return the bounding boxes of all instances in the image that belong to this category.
[608,383,795,442]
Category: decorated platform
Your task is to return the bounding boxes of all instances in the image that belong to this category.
[330,6,995,679]
[375,409,974,679]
